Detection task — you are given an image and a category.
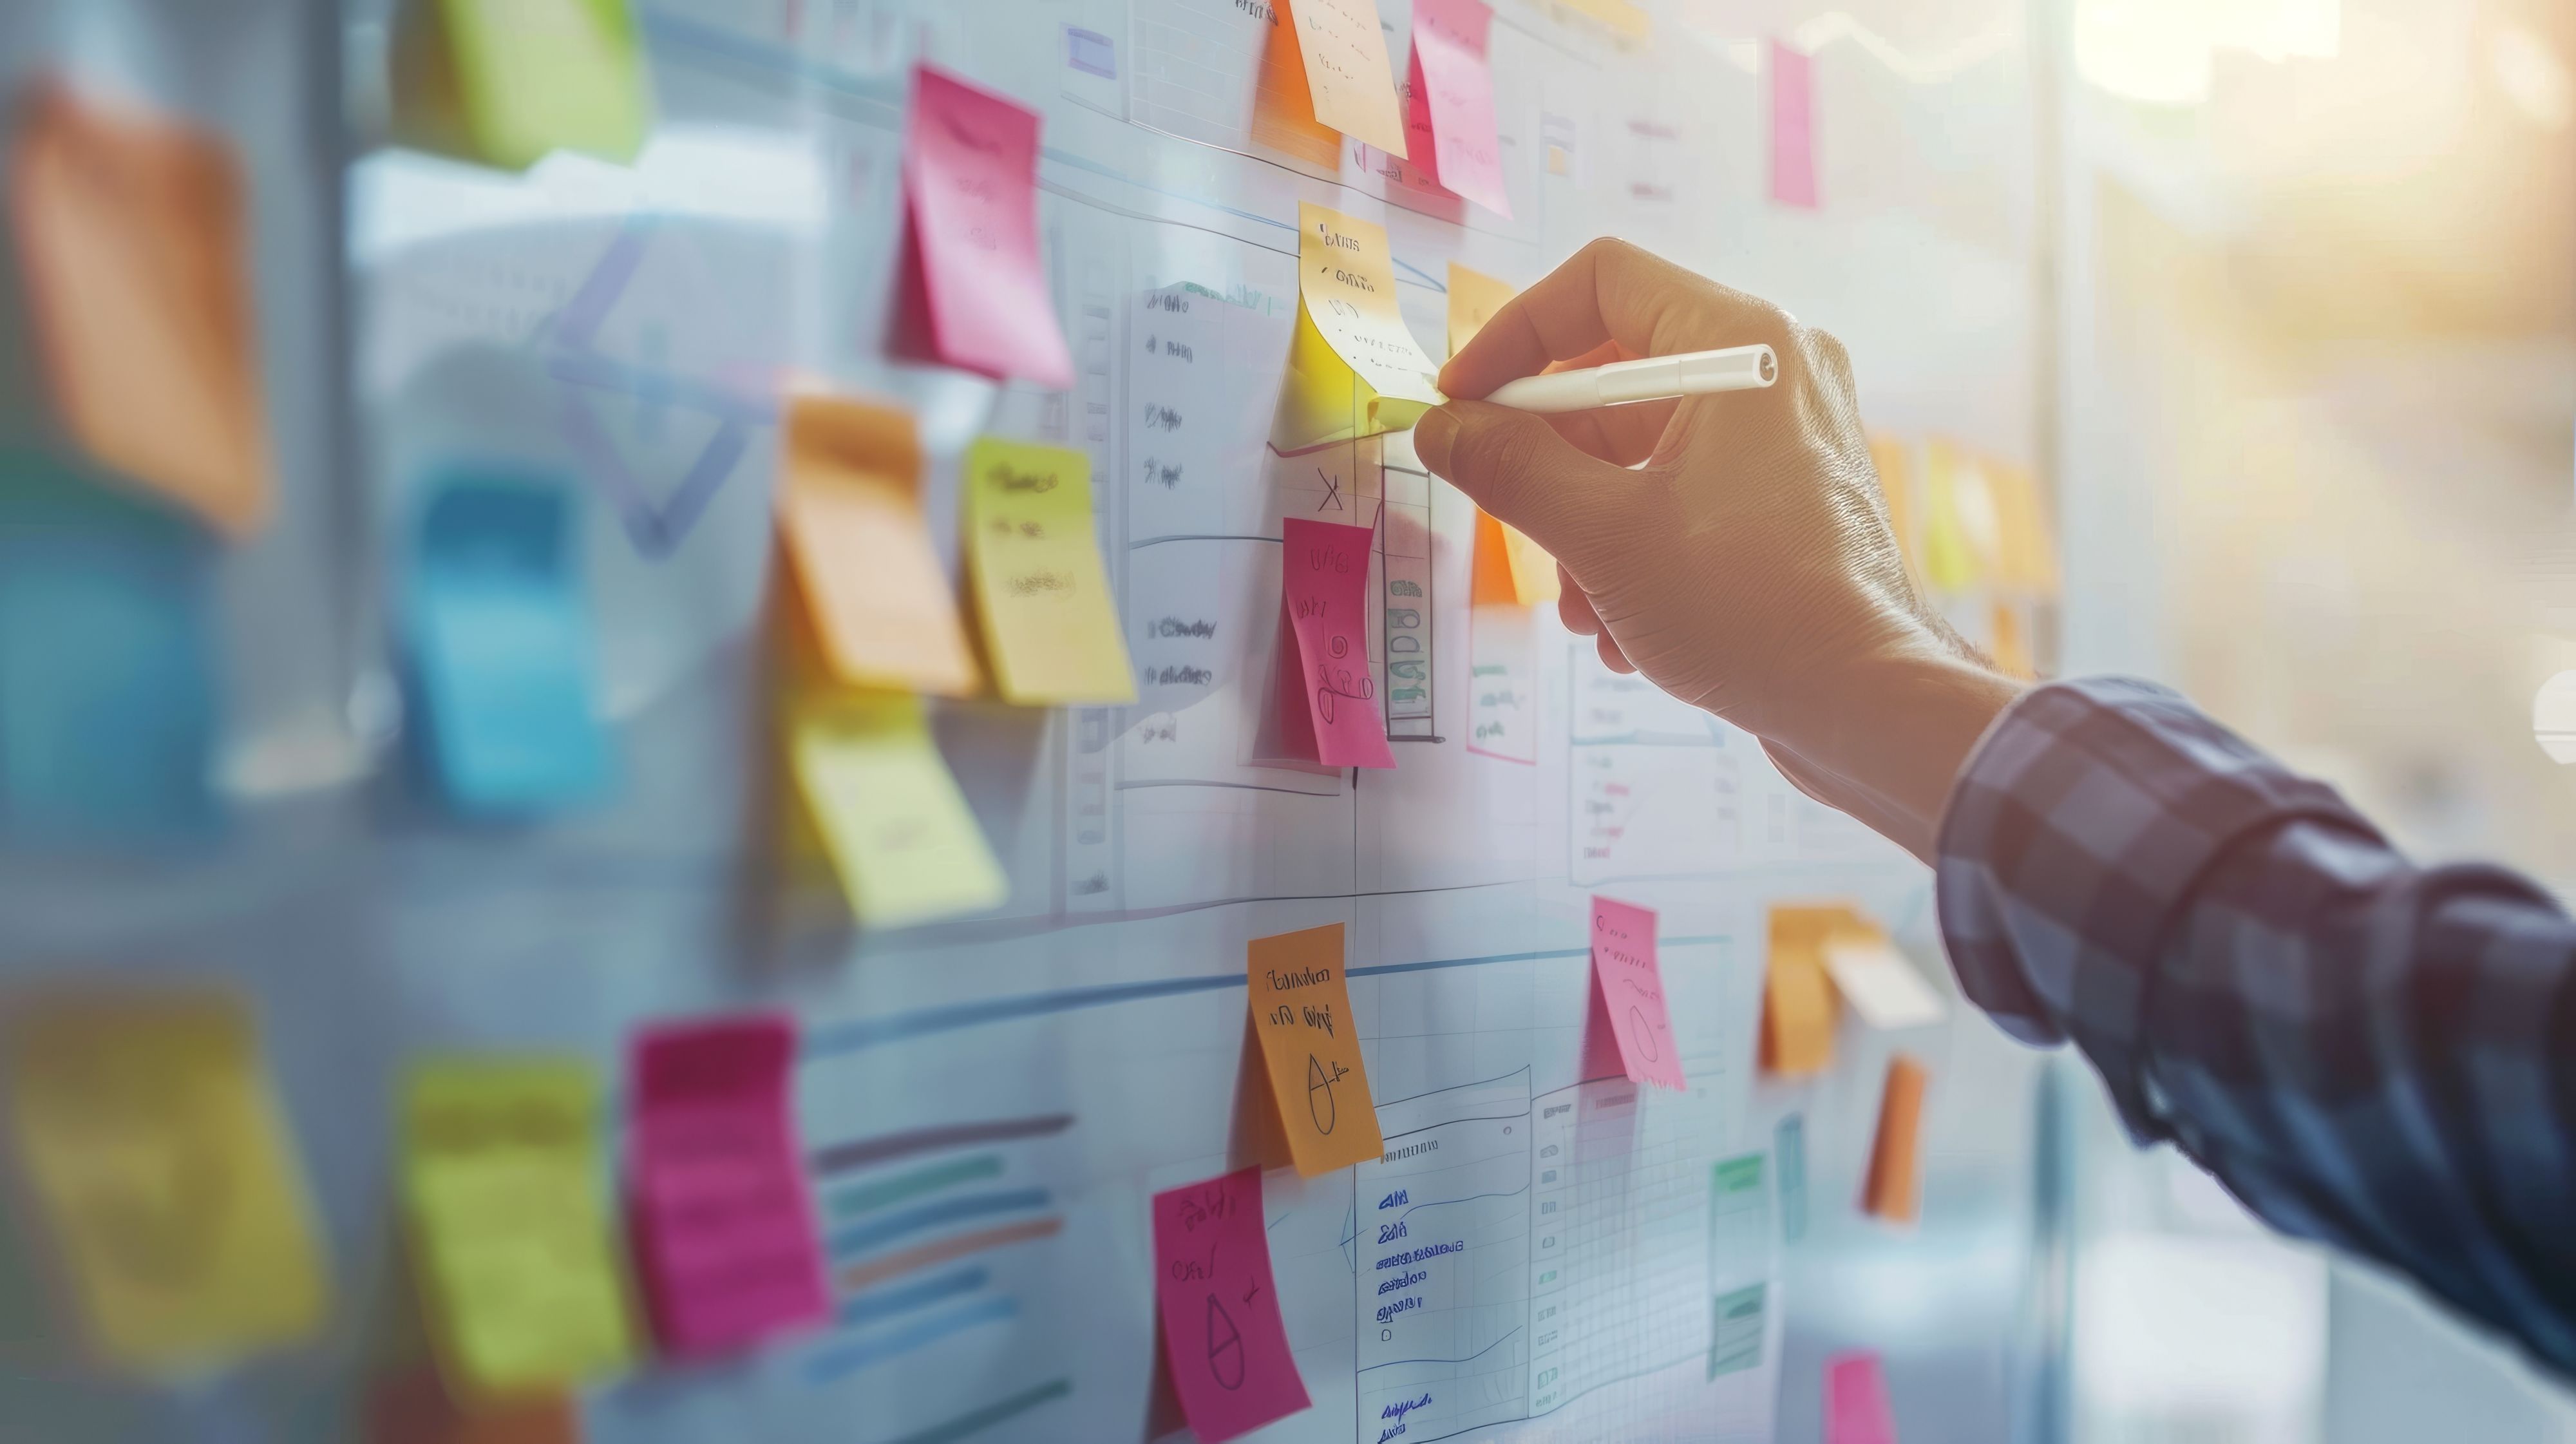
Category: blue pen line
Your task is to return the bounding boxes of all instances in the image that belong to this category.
[804,1296,1019,1384]
[831,1188,1052,1260]
[1359,1325,1522,1373]
[1390,1184,1528,1226]
[839,1267,990,1329]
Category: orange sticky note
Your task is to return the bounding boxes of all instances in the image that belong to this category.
[1867,433,1919,584]
[1863,1054,1928,1223]
[1472,509,1560,607]
[1253,0,1347,170]
[1247,924,1383,1175]
[1989,602,2034,681]
[1446,261,1515,357]
[1761,905,1846,1078]
[1285,0,1408,157]
[368,1371,578,1444]
[10,79,271,535]
[777,394,980,697]
[1984,459,2061,598]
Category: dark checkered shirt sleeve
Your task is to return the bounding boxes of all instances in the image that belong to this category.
[1936,676,2576,1378]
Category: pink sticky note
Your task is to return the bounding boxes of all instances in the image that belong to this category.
[628,1013,831,1358]
[1826,1350,1899,1444]
[1770,40,1818,209]
[1590,896,1686,1090]
[902,64,1075,390]
[1151,1168,1311,1443]
[1278,517,1396,770]
[1405,0,1510,218]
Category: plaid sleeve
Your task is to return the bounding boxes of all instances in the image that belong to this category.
[1936,677,2576,1377]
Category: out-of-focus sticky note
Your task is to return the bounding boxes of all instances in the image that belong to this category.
[1286,0,1407,156]
[0,450,219,842]
[778,394,980,697]
[1252,0,1349,170]
[4,992,325,1373]
[1276,517,1395,770]
[401,1058,632,1399]
[1446,261,1515,357]
[627,1014,831,1358]
[1821,936,1946,1032]
[1825,1350,1899,1444]
[1984,459,2061,598]
[1557,0,1652,39]
[1273,202,1443,450]
[1863,1055,1929,1225]
[1404,0,1509,217]
[368,1371,580,1444]
[1761,905,1844,1077]
[1150,1168,1312,1441]
[9,81,270,535]
[962,437,1134,704]
[904,65,1075,391]
[1769,40,1818,210]
[1247,924,1383,1175]
[392,0,653,171]
[1472,509,1560,607]
[1989,602,2034,679]
[408,474,613,815]
[1867,433,1921,583]
[790,689,1007,928]
[1920,439,1995,594]
[1590,896,1685,1090]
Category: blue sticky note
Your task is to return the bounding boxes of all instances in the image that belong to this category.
[0,450,220,842]
[406,471,612,814]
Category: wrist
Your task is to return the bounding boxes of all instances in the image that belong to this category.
[1776,633,2027,858]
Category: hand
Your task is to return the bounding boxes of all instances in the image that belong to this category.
[1412,238,2023,860]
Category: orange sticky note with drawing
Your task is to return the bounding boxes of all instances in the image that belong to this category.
[777,393,980,697]
[1590,896,1685,1090]
[1285,0,1408,157]
[1863,1054,1929,1223]
[1761,904,1846,1077]
[10,79,272,535]
[1247,924,1383,1175]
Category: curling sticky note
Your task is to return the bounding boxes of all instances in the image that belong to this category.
[1247,924,1383,1175]
[1286,0,1407,157]
[1151,1169,1312,1441]
[391,0,652,171]
[904,64,1075,390]
[1826,1350,1899,1444]
[1446,261,1515,357]
[1405,0,1509,216]
[10,80,271,535]
[1276,516,1396,770]
[1863,1054,1928,1224]
[1770,41,1818,209]
[1472,509,1560,607]
[5,992,326,1373]
[627,1014,831,1358]
[1821,934,1946,1032]
[1274,203,1443,450]
[401,1058,632,1399]
[779,394,981,697]
[1589,895,1685,1089]
[790,689,1007,928]
[1761,905,1843,1077]
[962,437,1135,704]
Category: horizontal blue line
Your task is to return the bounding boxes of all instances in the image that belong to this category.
[840,1266,989,1329]
[832,1189,1052,1260]
[1393,1184,1528,1226]
[806,1296,1018,1384]
[1359,1325,1522,1373]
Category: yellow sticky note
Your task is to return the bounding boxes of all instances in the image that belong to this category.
[5,993,326,1373]
[778,394,981,697]
[1867,433,1920,584]
[962,438,1135,705]
[1920,439,1996,594]
[1284,0,1408,156]
[1472,509,1560,607]
[1446,262,1515,357]
[1274,203,1443,451]
[402,1058,632,1400]
[1247,924,1383,1175]
[1761,906,1860,1078]
[1558,0,1653,39]
[791,689,1007,927]
[392,0,654,171]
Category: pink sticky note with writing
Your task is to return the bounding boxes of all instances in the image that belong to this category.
[1151,1168,1311,1443]
[1405,0,1510,218]
[902,64,1075,390]
[627,1013,831,1358]
[1591,896,1686,1090]
[1826,1350,1899,1444]
[1770,40,1818,209]
[1277,517,1396,770]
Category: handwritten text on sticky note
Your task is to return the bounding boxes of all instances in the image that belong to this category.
[1275,202,1442,449]
[1591,897,1685,1090]
[1406,0,1509,216]
[1288,0,1407,156]
[963,437,1135,704]
[1248,923,1383,1175]
[904,64,1074,389]
[1151,1168,1311,1441]
[1277,517,1395,770]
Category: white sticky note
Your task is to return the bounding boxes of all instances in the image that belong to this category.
[1822,940,1946,1031]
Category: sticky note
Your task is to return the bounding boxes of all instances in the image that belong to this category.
[627,1014,831,1358]
[1276,517,1396,770]
[1984,460,2061,598]
[778,394,981,696]
[1472,509,1560,607]
[790,689,1007,928]
[1863,1054,1928,1224]
[1761,905,1844,1077]
[1770,41,1819,209]
[5,992,325,1373]
[1587,896,1685,1089]
[1273,202,1443,450]
[1404,0,1509,216]
[401,1058,632,1399]
[1825,1350,1899,1444]
[1558,0,1652,39]
[10,80,270,535]
[1446,261,1515,357]
[1151,1169,1312,1441]
[1247,924,1383,1175]
[962,437,1135,705]
[392,0,652,171]
[904,65,1075,391]
[407,474,614,815]
[1867,433,1921,582]
[368,1371,580,1444]
[1919,439,1994,594]
[1251,0,1349,170]
[1286,0,1407,156]
[1989,602,2034,679]
[0,449,220,841]
[1821,935,1946,1032]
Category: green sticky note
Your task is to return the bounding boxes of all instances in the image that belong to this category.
[791,690,1008,928]
[401,0,652,170]
[1709,1284,1766,1378]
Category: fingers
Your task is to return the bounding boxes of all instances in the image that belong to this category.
[1436,238,1794,403]
[1557,575,1600,636]
[1414,399,1634,569]
[1596,632,1634,674]
[1547,399,1674,467]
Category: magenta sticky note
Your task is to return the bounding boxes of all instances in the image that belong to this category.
[1826,1350,1899,1444]
[628,1013,831,1358]
[1277,517,1395,770]
[1151,1168,1311,1443]
[1770,40,1818,209]
[902,64,1075,390]
[1404,0,1510,218]
[1590,895,1686,1090]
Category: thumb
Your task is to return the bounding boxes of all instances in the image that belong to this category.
[1414,399,1631,570]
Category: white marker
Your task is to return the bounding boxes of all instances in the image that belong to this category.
[1460,344,1777,414]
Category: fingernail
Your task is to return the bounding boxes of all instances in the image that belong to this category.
[1414,406,1457,477]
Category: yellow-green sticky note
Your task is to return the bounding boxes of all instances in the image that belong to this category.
[399,0,653,171]
[5,993,327,1373]
[402,1057,633,1400]
[963,438,1135,705]
[793,690,1008,927]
